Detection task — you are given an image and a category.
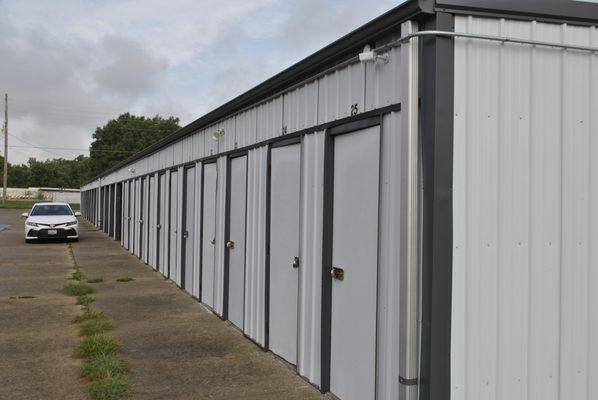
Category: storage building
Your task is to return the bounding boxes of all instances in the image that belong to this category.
[80,1,598,399]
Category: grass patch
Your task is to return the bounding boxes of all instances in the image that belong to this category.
[81,354,129,381]
[76,295,95,307]
[64,283,94,296]
[88,277,104,284]
[115,277,134,283]
[89,375,130,400]
[70,270,86,281]
[73,308,106,324]
[0,199,80,211]
[77,335,120,358]
[78,319,114,336]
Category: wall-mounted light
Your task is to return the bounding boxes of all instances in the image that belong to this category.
[212,128,224,141]
[358,44,389,64]
[129,167,135,174]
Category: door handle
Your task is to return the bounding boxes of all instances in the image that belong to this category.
[183,231,189,239]
[157,224,162,229]
[292,256,300,269]
[211,238,215,245]
[226,240,235,249]
[330,267,344,280]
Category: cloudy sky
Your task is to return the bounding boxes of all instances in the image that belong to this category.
[0,0,400,164]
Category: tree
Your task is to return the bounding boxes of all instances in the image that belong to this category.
[89,113,181,175]
[0,113,181,189]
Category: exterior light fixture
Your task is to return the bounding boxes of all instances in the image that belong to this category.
[212,129,224,141]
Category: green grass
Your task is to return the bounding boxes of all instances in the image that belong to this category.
[0,199,80,211]
[115,277,134,283]
[77,335,120,358]
[89,375,130,400]
[76,295,95,307]
[78,319,114,336]
[70,270,86,281]
[88,277,104,284]
[73,308,106,324]
[81,354,129,381]
[64,283,94,296]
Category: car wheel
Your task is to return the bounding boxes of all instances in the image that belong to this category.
[25,239,33,244]
[70,238,79,243]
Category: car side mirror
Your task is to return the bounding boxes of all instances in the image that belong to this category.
[74,211,82,217]
[21,212,28,218]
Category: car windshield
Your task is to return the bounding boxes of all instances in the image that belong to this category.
[30,204,73,216]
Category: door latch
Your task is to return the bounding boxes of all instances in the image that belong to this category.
[226,240,235,249]
[292,256,300,269]
[330,267,344,280]
[211,238,215,245]
[183,231,189,239]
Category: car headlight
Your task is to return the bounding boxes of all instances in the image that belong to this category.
[66,221,78,226]
[26,221,38,227]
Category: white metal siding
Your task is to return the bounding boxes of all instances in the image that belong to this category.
[452,16,598,400]
[212,157,227,316]
[297,131,325,386]
[256,97,283,142]
[244,146,268,346]
[283,81,318,134]
[192,162,203,298]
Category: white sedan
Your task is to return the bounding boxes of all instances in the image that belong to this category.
[22,202,81,243]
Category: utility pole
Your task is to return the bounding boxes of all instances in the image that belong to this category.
[2,93,7,203]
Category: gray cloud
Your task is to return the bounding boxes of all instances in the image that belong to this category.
[94,35,168,98]
[0,0,401,164]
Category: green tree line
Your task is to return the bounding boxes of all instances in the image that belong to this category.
[0,113,180,189]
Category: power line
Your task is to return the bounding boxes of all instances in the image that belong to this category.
[8,144,136,154]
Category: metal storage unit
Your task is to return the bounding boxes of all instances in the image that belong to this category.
[80,2,598,400]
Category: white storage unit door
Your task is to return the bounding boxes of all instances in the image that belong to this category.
[141,176,148,262]
[169,170,179,282]
[182,167,196,294]
[122,182,129,249]
[129,179,139,253]
[329,126,380,400]
[135,178,143,258]
[158,173,167,276]
[202,163,218,308]
[226,155,247,329]
[268,143,301,365]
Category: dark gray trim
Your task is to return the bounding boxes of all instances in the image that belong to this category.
[418,11,454,400]
[264,146,272,350]
[198,166,204,300]
[222,156,232,321]
[320,130,334,394]
[436,0,598,26]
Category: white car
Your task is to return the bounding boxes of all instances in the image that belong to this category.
[22,202,81,243]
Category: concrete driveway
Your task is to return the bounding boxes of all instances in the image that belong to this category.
[0,208,87,400]
[0,208,326,399]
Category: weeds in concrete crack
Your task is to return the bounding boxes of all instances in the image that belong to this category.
[115,277,134,282]
[64,283,94,296]
[76,295,96,307]
[66,242,132,399]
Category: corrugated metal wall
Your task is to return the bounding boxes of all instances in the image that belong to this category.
[452,16,598,400]
[244,146,268,346]
[79,20,417,399]
[191,161,203,298]
[297,131,325,386]
[212,157,227,316]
